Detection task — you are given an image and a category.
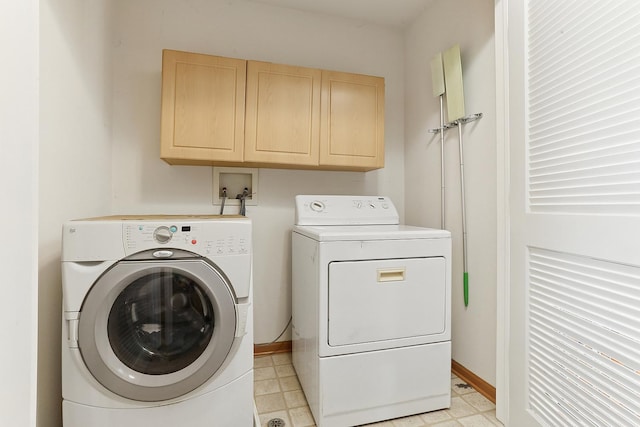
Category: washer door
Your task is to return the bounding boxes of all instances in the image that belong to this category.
[78,251,237,402]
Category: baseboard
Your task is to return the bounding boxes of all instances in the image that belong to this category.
[254,340,292,356]
[451,360,496,404]
[253,342,496,404]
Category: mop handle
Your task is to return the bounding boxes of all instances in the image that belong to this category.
[458,123,469,307]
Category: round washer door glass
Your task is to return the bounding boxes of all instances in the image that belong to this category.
[107,269,214,375]
[78,257,237,402]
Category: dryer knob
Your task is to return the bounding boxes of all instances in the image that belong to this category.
[153,226,173,243]
[310,201,325,212]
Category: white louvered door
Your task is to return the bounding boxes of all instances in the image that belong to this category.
[508,1,640,426]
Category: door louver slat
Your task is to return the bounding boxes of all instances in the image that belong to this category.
[527,0,640,216]
[527,248,640,426]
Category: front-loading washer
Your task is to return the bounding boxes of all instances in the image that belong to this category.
[292,196,452,427]
[61,215,253,427]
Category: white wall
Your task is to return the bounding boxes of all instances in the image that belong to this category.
[404,0,497,385]
[110,0,406,344]
[38,0,114,425]
[0,2,39,426]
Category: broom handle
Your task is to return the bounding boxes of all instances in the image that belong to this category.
[440,95,446,229]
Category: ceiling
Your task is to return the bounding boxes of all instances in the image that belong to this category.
[247,0,434,30]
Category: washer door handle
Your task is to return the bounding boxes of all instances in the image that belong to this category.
[64,311,80,348]
[152,250,174,258]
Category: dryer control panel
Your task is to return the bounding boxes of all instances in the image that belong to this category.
[295,195,399,226]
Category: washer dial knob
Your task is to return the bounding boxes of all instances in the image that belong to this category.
[153,226,173,243]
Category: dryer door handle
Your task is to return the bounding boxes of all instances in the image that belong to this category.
[377,268,405,283]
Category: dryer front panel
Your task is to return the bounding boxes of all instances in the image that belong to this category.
[77,252,237,402]
[328,257,446,347]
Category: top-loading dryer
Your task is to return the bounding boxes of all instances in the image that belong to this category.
[292,195,452,427]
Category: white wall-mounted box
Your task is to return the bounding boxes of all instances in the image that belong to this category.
[212,167,259,207]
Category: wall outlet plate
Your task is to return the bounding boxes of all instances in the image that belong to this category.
[212,167,258,206]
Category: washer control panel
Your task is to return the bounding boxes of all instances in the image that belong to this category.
[295,195,399,226]
[123,221,250,257]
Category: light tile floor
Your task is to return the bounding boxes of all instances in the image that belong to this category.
[254,353,503,427]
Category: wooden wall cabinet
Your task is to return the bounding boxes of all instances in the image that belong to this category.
[244,61,322,167]
[160,50,385,171]
[160,50,246,164]
[320,70,385,170]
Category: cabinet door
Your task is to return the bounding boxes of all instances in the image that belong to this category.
[160,50,246,164]
[320,71,385,171]
[244,61,321,166]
